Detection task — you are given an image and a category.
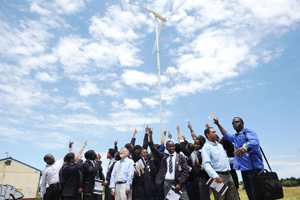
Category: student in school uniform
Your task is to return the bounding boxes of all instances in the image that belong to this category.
[133,149,158,200]
[61,152,84,200]
[148,127,190,200]
[177,125,210,200]
[82,150,105,200]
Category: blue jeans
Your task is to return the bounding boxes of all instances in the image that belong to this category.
[241,169,261,200]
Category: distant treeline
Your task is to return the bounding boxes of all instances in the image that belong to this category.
[281,177,300,187]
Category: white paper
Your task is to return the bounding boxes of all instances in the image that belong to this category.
[93,179,103,195]
[208,111,218,122]
[135,158,145,176]
[164,186,182,200]
[206,177,228,196]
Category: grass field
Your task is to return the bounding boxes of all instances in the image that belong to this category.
[209,187,300,200]
[36,187,300,200]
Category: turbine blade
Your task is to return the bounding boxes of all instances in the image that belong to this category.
[152,23,164,54]
[165,0,187,19]
[128,1,156,15]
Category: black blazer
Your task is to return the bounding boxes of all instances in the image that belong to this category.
[62,159,83,196]
[82,160,105,194]
[134,159,158,198]
[149,141,189,191]
[180,142,209,179]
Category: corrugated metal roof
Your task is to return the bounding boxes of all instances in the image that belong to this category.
[0,157,42,173]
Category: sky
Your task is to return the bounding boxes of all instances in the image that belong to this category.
[0,0,299,180]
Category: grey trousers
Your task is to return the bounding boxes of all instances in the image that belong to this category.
[212,173,238,200]
[163,180,189,200]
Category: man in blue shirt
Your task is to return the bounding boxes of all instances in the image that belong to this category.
[201,127,238,200]
[110,147,135,200]
[214,117,264,200]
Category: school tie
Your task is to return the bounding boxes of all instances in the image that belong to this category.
[195,151,200,164]
[169,155,173,173]
[115,160,122,183]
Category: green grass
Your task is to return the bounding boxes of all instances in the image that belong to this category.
[35,187,300,200]
[209,187,300,200]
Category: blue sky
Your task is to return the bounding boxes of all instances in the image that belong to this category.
[0,0,299,179]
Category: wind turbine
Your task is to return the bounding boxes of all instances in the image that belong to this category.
[126,0,187,135]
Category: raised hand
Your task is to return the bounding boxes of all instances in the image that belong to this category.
[114,140,118,146]
[145,125,149,133]
[176,124,180,132]
[205,123,210,128]
[168,131,172,139]
[84,139,87,146]
[187,121,193,130]
[69,140,74,148]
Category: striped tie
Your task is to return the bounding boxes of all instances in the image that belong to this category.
[169,155,173,173]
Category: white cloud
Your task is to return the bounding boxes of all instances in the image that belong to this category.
[142,98,159,108]
[35,72,58,82]
[65,100,93,111]
[121,70,169,89]
[124,99,142,110]
[78,82,100,96]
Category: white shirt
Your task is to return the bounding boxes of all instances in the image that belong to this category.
[41,159,64,198]
[165,152,176,180]
[41,148,72,199]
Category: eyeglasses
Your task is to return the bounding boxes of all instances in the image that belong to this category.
[232,121,240,125]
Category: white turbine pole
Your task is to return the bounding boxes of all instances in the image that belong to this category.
[155,17,164,135]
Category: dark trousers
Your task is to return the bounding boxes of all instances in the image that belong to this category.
[105,186,114,200]
[186,182,196,200]
[83,194,101,200]
[242,169,261,200]
[44,186,62,200]
[63,194,82,200]
[156,183,164,200]
[163,180,189,200]
[194,177,210,200]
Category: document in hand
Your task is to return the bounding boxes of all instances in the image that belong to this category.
[206,177,228,196]
[93,179,103,195]
[208,111,218,122]
[164,186,182,200]
[135,158,145,176]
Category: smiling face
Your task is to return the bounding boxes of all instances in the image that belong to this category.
[194,140,201,151]
[120,148,129,159]
[166,141,175,154]
[232,118,244,132]
[140,149,148,160]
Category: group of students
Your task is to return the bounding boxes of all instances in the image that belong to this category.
[41,116,264,200]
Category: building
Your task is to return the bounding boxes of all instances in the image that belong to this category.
[0,157,41,200]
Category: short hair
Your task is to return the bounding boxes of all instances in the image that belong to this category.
[85,150,95,160]
[204,127,213,139]
[125,143,132,150]
[64,153,75,163]
[132,145,142,153]
[187,143,194,151]
[120,147,129,154]
[196,135,206,144]
[166,140,174,147]
[115,152,121,161]
[133,149,142,162]
[233,117,244,124]
[175,143,181,154]
[44,154,52,162]
[108,148,115,157]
